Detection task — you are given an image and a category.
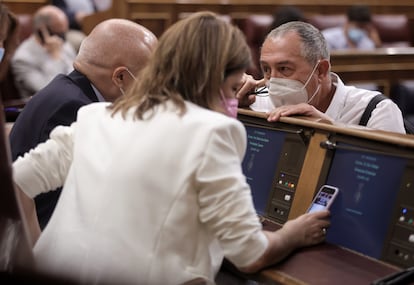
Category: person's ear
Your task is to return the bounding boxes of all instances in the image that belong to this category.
[112,66,126,88]
[318,59,331,78]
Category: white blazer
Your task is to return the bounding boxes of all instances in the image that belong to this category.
[14,101,267,284]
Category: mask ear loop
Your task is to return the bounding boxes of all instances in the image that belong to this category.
[302,60,321,88]
[125,68,137,81]
[307,84,321,104]
[303,60,321,104]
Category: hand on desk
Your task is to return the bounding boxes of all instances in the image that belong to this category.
[240,210,330,274]
[267,103,333,123]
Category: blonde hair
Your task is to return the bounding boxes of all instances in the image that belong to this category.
[110,11,251,119]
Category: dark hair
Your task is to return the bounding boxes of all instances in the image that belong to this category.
[267,21,330,65]
[347,5,372,23]
[269,6,306,31]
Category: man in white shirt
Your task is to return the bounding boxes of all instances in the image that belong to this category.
[13,12,330,284]
[237,21,405,134]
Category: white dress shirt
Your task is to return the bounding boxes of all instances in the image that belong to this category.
[322,26,376,50]
[13,101,267,284]
[325,74,405,133]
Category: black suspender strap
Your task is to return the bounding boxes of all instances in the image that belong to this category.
[359,94,388,126]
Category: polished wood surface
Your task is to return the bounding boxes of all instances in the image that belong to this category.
[3,0,47,14]
[260,241,400,285]
[220,219,401,285]
[330,47,414,96]
[238,109,414,147]
[82,0,414,37]
[288,132,328,220]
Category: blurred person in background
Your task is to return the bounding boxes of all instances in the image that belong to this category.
[322,5,381,50]
[52,0,113,51]
[11,5,76,98]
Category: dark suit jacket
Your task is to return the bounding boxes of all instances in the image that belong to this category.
[10,69,98,229]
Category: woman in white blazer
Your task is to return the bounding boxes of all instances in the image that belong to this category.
[14,11,330,284]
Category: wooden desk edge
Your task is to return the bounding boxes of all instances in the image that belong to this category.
[237,108,414,147]
[225,219,401,285]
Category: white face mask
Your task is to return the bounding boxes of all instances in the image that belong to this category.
[268,61,320,107]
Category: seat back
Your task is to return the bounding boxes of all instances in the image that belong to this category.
[234,14,273,79]
[372,14,411,47]
[307,14,346,31]
[308,13,412,47]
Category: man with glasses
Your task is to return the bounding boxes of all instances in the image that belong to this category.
[237,21,405,134]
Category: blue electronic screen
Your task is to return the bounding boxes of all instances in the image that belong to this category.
[241,125,286,215]
[325,144,406,259]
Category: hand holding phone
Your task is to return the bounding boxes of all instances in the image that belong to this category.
[36,25,52,45]
[36,26,64,59]
[307,185,339,213]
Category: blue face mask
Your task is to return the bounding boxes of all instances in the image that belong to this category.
[0,47,5,62]
[347,28,366,44]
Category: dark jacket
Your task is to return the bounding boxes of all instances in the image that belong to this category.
[9,69,98,229]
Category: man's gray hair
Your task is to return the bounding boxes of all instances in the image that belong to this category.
[266,21,330,66]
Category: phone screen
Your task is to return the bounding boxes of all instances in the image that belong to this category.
[307,185,338,213]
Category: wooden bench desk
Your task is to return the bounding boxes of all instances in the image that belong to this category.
[217,110,414,284]
[217,218,400,285]
[330,47,414,97]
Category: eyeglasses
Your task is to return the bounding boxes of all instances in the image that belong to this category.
[249,86,269,97]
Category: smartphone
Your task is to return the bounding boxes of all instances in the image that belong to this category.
[307,185,339,213]
[36,29,46,44]
[36,27,56,45]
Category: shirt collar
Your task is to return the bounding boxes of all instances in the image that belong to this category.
[324,73,345,120]
[91,84,105,102]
